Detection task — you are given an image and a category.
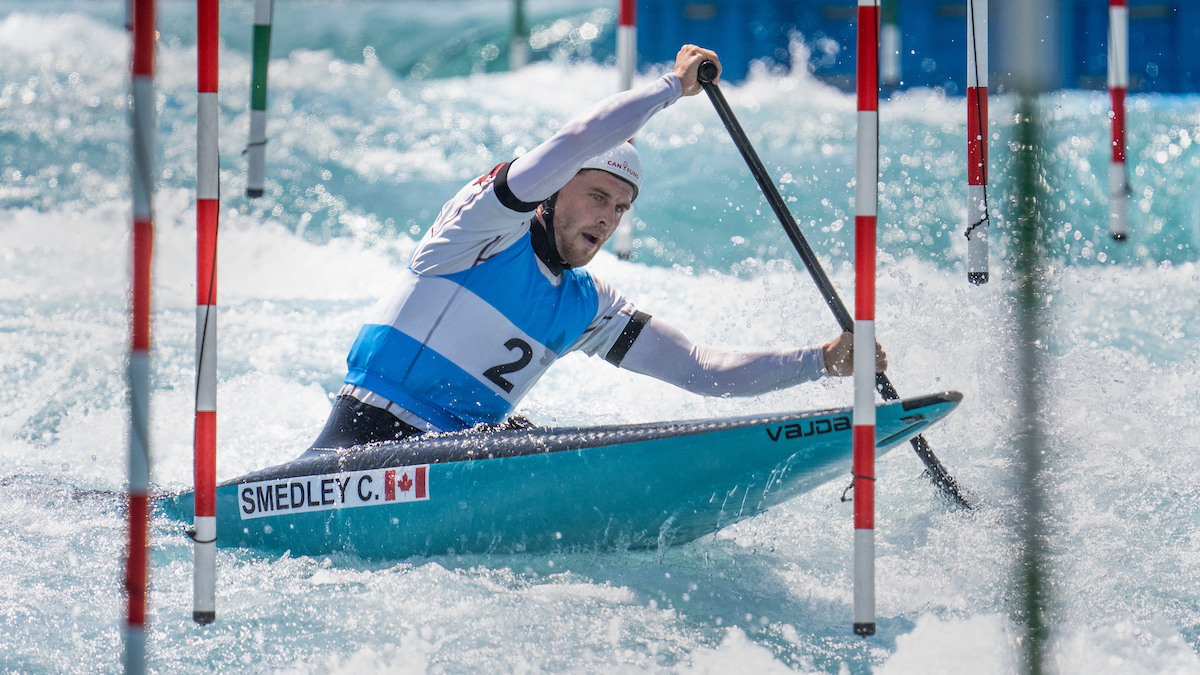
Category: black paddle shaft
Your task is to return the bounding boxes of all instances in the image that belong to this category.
[696,61,970,509]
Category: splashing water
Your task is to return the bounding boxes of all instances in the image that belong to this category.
[1,3,1199,673]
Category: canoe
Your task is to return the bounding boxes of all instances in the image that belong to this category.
[161,391,962,559]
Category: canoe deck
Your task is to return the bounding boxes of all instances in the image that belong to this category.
[161,392,962,559]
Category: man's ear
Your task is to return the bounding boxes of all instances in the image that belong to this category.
[539,192,558,218]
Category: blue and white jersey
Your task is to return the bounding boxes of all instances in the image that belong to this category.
[345,163,642,432]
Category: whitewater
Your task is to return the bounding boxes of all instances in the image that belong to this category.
[1,1,1198,673]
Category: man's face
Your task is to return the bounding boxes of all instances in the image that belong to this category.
[551,170,634,268]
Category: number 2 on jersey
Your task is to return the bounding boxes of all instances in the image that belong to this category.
[483,338,533,393]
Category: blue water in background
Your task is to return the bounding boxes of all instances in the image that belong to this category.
[1,1,1199,673]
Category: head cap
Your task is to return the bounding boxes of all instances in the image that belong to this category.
[580,141,641,201]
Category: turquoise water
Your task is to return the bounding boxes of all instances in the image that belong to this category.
[1,1,1199,673]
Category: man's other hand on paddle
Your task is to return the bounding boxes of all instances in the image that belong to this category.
[822,331,887,376]
[674,45,721,96]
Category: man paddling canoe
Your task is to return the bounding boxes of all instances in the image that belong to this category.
[311,45,885,449]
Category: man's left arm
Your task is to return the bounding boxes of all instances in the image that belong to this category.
[571,279,882,396]
[614,317,829,396]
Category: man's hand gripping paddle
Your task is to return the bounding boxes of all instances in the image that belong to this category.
[696,61,971,509]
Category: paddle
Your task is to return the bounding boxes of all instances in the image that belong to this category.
[696,61,971,509]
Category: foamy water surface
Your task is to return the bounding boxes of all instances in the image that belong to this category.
[1,3,1199,673]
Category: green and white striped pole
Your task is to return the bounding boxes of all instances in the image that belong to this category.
[881,0,901,87]
[510,0,527,70]
[246,0,273,198]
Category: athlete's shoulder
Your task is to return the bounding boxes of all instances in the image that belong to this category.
[450,161,541,215]
[410,162,538,275]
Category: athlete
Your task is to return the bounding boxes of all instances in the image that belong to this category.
[311,45,885,450]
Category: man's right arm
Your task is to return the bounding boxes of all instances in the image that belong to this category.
[503,75,682,203]
[411,46,720,276]
[505,44,722,203]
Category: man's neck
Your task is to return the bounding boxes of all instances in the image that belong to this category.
[529,205,566,276]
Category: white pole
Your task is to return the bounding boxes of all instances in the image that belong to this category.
[1109,0,1129,241]
[966,0,989,283]
[614,0,637,260]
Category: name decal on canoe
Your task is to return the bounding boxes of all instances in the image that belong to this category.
[766,416,851,441]
[238,465,430,520]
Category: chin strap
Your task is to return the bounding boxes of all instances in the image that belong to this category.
[530,196,570,273]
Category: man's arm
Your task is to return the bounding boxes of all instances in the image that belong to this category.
[616,320,887,397]
[505,45,721,203]
[614,317,825,396]
[411,46,721,276]
[503,77,680,204]
[820,330,887,376]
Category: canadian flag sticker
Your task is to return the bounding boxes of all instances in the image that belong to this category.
[385,466,428,502]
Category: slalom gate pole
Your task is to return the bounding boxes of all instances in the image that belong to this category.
[193,0,219,626]
[613,0,637,260]
[510,0,528,70]
[695,62,971,510]
[617,0,636,92]
[246,0,273,198]
[966,0,990,284]
[1108,0,1129,241]
[851,0,879,637]
[1008,1,1053,668]
[880,0,900,87]
[126,0,156,670]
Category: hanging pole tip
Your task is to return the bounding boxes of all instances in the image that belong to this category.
[854,622,876,637]
[1112,232,1126,242]
[193,611,216,625]
[968,272,989,285]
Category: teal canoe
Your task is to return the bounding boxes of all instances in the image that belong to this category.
[161,392,962,559]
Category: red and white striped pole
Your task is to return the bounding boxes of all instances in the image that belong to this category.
[613,0,637,260]
[853,0,879,639]
[1109,0,1129,242]
[618,0,636,92]
[126,0,155,670]
[966,0,989,284]
[193,0,219,626]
